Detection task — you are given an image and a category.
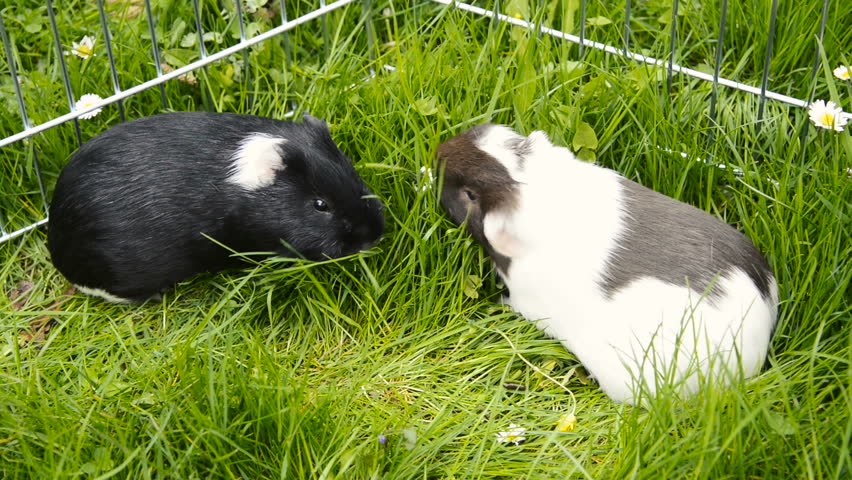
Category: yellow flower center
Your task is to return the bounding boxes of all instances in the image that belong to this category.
[76,45,92,56]
[820,112,836,127]
[841,71,851,80]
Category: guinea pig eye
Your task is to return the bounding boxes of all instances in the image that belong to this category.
[313,199,329,212]
[463,189,478,202]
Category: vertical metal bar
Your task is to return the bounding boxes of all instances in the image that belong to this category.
[96,0,126,121]
[46,0,82,147]
[191,0,215,110]
[623,0,631,56]
[707,0,729,148]
[143,0,168,109]
[666,0,680,97]
[0,16,28,130]
[537,0,544,40]
[492,0,500,29]
[799,0,831,161]
[0,13,8,232]
[234,0,252,110]
[319,0,330,59]
[807,0,830,94]
[755,0,779,131]
[278,0,296,111]
[0,13,48,216]
[192,0,208,59]
[363,0,375,76]
[235,0,247,41]
[278,0,294,67]
[578,0,587,59]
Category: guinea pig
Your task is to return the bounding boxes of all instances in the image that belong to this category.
[437,124,778,404]
[48,111,384,304]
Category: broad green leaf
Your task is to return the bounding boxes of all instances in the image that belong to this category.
[202,31,224,44]
[586,16,612,26]
[505,0,530,19]
[626,65,665,88]
[764,410,796,436]
[180,32,197,48]
[579,74,610,100]
[414,97,439,116]
[573,122,599,151]
[402,427,418,450]
[513,40,538,112]
[550,105,576,130]
[463,275,483,299]
[576,148,596,163]
[162,49,198,67]
[268,68,286,83]
[245,0,266,13]
[168,19,187,47]
[24,22,42,33]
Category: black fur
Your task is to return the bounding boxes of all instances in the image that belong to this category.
[47,112,384,302]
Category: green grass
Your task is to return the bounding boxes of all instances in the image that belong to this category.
[2,0,851,478]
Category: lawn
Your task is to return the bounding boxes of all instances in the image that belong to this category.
[1,0,851,478]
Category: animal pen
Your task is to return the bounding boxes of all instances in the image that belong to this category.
[1,1,851,478]
[0,0,845,245]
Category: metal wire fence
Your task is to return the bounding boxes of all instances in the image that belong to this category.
[0,0,843,244]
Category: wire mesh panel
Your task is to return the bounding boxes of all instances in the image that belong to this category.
[0,0,847,244]
[0,0,378,243]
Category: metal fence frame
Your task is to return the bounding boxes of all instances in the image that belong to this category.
[0,0,840,244]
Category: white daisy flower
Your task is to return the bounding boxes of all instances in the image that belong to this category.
[495,424,527,445]
[66,35,95,59]
[75,93,104,120]
[834,65,851,81]
[808,100,848,132]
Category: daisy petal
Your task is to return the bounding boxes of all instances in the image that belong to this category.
[495,424,527,445]
[808,100,848,132]
[75,93,104,120]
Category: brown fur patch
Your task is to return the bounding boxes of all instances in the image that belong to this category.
[436,124,520,273]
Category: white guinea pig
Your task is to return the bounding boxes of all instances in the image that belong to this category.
[437,124,778,404]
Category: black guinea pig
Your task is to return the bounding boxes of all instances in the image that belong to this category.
[47,112,384,303]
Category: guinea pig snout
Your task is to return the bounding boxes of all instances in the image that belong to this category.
[351,222,382,247]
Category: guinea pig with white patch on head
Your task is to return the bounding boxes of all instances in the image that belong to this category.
[48,112,384,304]
[437,124,778,404]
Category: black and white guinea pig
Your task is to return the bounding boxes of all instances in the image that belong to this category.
[48,112,384,304]
[437,124,779,404]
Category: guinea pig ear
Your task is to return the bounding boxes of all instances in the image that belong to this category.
[483,209,523,258]
[528,130,550,143]
[302,113,329,132]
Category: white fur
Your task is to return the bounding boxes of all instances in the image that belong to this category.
[75,284,134,304]
[226,133,287,190]
[476,126,778,404]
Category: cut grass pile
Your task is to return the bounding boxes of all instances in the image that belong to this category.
[1,0,851,478]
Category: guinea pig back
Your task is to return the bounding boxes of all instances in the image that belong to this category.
[48,112,384,303]
[437,123,778,404]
